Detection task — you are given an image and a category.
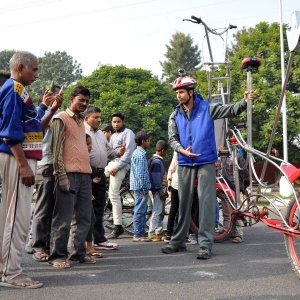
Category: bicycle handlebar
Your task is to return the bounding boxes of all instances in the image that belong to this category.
[191,15,202,24]
[183,16,237,33]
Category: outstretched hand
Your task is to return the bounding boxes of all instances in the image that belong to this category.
[180,146,201,158]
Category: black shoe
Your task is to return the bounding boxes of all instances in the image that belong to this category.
[161,244,186,254]
[196,247,211,260]
[107,225,124,239]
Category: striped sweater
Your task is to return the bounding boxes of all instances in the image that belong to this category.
[0,78,43,159]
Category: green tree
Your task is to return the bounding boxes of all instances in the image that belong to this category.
[228,22,300,162]
[0,49,15,72]
[64,65,175,154]
[29,51,82,100]
[160,32,201,82]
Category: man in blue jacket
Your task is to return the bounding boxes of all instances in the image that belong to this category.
[162,73,254,259]
[0,51,44,288]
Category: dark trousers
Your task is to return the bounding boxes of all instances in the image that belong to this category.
[32,164,55,252]
[166,187,179,237]
[49,173,92,261]
[87,170,107,244]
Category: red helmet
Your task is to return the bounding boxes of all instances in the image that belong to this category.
[172,75,197,91]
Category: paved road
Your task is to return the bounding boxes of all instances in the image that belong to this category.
[1,223,300,300]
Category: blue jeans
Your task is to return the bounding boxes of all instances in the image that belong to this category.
[133,190,149,237]
[148,191,164,235]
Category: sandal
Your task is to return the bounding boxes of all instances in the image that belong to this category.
[48,260,71,269]
[79,255,96,264]
[87,250,103,258]
[32,251,49,262]
[0,274,43,289]
[232,236,244,243]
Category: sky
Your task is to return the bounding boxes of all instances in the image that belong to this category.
[0,0,299,77]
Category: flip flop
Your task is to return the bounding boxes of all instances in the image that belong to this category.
[48,260,71,269]
[0,274,43,289]
[232,236,244,243]
[32,251,49,262]
[87,251,103,258]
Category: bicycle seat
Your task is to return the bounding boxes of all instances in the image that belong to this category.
[241,57,262,70]
[281,164,300,183]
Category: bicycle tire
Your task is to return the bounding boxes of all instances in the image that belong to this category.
[120,189,135,234]
[103,204,114,230]
[189,189,235,242]
[284,197,300,279]
[103,190,134,232]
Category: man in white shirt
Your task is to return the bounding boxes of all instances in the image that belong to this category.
[84,106,124,249]
[106,112,135,239]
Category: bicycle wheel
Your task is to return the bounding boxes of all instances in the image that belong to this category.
[214,190,235,242]
[121,189,135,235]
[103,201,114,230]
[284,197,300,279]
[189,189,235,242]
[103,188,136,234]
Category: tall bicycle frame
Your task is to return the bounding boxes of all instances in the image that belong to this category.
[185,14,300,278]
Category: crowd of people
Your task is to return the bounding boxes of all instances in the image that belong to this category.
[0,51,254,289]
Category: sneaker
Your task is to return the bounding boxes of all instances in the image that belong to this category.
[94,241,119,250]
[186,234,198,245]
[24,241,34,254]
[107,225,124,239]
[161,244,187,254]
[132,237,151,242]
[148,235,162,242]
[215,225,224,234]
[163,236,171,243]
[196,247,211,259]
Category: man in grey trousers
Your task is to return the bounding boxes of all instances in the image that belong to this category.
[162,73,255,259]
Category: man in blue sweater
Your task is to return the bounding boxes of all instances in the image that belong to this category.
[0,51,44,288]
[162,73,254,259]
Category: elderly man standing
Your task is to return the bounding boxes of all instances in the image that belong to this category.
[48,86,95,269]
[84,106,123,253]
[0,51,43,288]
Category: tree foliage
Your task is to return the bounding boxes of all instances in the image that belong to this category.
[160,32,201,82]
[0,49,15,72]
[64,65,176,153]
[29,51,82,100]
[0,49,83,101]
[227,22,300,162]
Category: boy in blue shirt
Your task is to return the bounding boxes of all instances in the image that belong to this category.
[130,131,151,242]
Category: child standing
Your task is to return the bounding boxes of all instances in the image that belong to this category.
[164,151,179,242]
[148,140,169,242]
[130,131,151,242]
